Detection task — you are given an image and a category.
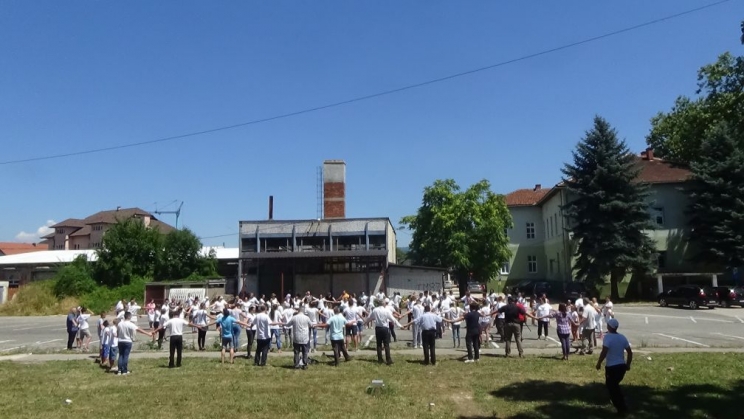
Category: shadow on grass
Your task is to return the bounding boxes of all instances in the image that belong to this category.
[458,379,744,419]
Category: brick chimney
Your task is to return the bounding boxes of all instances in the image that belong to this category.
[643,148,654,161]
[534,184,542,191]
[323,160,346,219]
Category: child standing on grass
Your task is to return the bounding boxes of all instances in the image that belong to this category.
[100,320,111,369]
[108,319,119,371]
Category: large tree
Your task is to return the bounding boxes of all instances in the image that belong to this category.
[400,179,512,283]
[688,123,744,270]
[647,52,744,164]
[563,117,656,300]
[94,218,163,287]
[156,228,213,280]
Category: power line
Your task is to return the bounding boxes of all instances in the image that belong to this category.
[0,0,731,166]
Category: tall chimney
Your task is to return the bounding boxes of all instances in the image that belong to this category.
[534,184,542,191]
[645,147,654,161]
[268,196,274,220]
[323,160,346,219]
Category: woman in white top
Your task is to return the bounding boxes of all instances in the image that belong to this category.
[449,303,464,348]
[156,308,169,350]
[270,305,283,352]
[193,303,209,351]
[244,306,256,358]
[76,307,93,352]
[602,297,614,333]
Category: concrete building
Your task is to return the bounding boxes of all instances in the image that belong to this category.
[501,149,696,296]
[238,160,410,298]
[43,208,175,250]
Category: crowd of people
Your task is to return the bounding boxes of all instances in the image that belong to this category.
[64,288,630,415]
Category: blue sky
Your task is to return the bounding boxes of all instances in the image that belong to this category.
[2,1,742,247]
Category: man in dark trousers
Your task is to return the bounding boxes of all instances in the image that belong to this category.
[445,302,482,363]
[417,305,442,365]
[495,296,532,358]
[365,301,402,365]
[596,318,633,416]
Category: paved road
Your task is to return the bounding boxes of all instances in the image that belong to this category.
[2,305,744,353]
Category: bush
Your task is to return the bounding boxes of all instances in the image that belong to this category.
[79,277,147,314]
[53,259,97,298]
[0,281,79,316]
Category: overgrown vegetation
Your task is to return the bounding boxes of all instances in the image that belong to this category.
[0,281,78,316]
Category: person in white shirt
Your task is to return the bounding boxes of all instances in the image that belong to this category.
[211,296,226,314]
[286,310,313,369]
[579,304,598,355]
[282,305,295,345]
[570,304,580,342]
[104,319,119,371]
[478,304,492,344]
[536,298,553,340]
[343,301,360,351]
[408,297,424,349]
[152,313,199,368]
[494,296,507,342]
[254,305,282,366]
[359,292,368,307]
[595,318,632,415]
[575,295,585,310]
[116,312,152,375]
[448,303,464,348]
[156,307,169,350]
[76,307,93,352]
[192,303,209,351]
[304,302,320,352]
[602,297,614,333]
[365,301,402,365]
[128,299,140,319]
[269,305,283,352]
[115,300,125,315]
[243,306,257,358]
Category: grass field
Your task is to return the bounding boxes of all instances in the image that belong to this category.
[0,352,742,419]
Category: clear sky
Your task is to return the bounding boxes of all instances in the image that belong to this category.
[2,1,742,247]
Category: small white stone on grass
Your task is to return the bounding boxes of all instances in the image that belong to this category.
[646,356,652,361]
[65,399,72,405]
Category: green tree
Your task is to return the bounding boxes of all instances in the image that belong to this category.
[688,123,744,270]
[156,228,205,280]
[395,247,409,264]
[400,179,512,283]
[563,116,656,300]
[647,52,744,164]
[53,255,96,298]
[94,218,163,287]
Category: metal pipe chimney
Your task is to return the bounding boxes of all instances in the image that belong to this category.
[269,196,274,220]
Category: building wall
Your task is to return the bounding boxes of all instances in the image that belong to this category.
[644,183,694,273]
[540,191,571,282]
[69,236,90,250]
[502,206,546,282]
[386,265,445,297]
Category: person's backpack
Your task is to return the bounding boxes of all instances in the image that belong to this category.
[516,302,526,323]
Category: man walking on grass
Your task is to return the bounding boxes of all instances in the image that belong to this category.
[596,318,632,416]
[152,310,199,368]
[404,305,441,366]
[495,296,533,358]
[318,307,354,366]
[286,308,313,369]
[116,311,152,375]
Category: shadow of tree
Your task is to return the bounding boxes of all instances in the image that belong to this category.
[458,379,744,419]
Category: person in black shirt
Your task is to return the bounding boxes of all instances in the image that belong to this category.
[445,302,482,362]
[493,296,534,358]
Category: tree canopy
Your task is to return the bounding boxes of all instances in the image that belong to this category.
[647,52,744,164]
[563,116,656,299]
[400,179,512,283]
[687,123,744,271]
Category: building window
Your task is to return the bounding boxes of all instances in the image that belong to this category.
[528,255,537,273]
[549,259,555,274]
[526,222,535,239]
[92,225,103,231]
[657,251,667,269]
[650,207,664,226]
[55,228,63,234]
[73,244,80,250]
[550,217,554,238]
[500,262,510,275]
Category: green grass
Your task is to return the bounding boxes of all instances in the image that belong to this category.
[0,353,742,419]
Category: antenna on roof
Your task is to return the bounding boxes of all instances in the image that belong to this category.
[154,201,184,229]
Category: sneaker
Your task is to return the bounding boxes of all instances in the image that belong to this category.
[115,371,123,376]
[464,359,474,363]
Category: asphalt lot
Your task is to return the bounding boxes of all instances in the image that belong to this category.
[2,304,744,353]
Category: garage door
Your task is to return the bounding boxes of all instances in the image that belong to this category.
[387,266,443,297]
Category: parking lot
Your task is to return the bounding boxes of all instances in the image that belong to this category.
[2,304,744,353]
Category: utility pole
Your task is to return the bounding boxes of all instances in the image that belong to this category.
[154,201,184,229]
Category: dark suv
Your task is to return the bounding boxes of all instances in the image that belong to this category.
[657,285,719,310]
[713,286,744,308]
[563,282,592,302]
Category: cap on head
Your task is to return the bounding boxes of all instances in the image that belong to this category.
[607,318,619,330]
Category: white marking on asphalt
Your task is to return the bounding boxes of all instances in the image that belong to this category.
[0,340,16,344]
[489,341,500,349]
[690,316,697,324]
[617,312,732,323]
[546,336,560,344]
[240,343,248,348]
[712,333,744,341]
[645,317,649,324]
[654,333,709,347]
[12,325,55,331]
[363,335,375,348]
[35,339,62,345]
[737,316,744,324]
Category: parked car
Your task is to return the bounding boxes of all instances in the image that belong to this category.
[509,281,554,299]
[467,281,485,294]
[713,286,744,308]
[563,282,592,302]
[657,285,719,310]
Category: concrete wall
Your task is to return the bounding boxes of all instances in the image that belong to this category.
[386,266,444,297]
[503,206,546,282]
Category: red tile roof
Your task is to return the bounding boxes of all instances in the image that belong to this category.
[633,155,691,184]
[505,188,550,207]
[0,242,48,256]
